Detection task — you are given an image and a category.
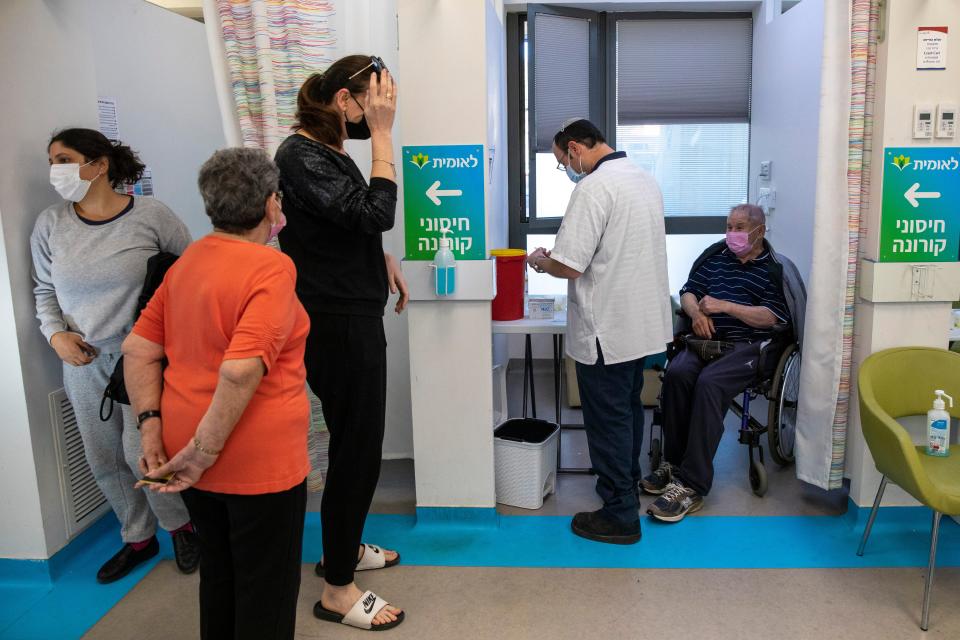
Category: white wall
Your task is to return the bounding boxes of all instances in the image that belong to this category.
[331,1,415,459]
[846,0,960,506]
[0,0,224,559]
[399,0,500,507]
[749,0,824,284]
[487,0,512,370]
[334,0,510,457]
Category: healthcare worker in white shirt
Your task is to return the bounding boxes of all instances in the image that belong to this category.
[527,118,673,545]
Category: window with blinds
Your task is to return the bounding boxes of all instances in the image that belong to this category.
[514,8,753,235]
[616,17,752,217]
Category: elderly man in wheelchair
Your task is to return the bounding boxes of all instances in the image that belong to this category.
[642,204,806,523]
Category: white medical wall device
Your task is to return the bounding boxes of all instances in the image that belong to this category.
[935,103,957,139]
[914,104,934,139]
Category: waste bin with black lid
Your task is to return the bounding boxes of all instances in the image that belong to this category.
[494,418,559,509]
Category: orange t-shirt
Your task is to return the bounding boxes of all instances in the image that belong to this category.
[132,235,311,495]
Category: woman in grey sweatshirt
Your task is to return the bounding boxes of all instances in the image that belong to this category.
[30,128,200,583]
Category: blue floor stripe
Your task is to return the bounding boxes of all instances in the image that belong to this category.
[0,523,171,640]
[1,509,958,639]
[305,509,960,570]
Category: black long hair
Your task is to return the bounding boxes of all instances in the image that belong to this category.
[48,128,145,188]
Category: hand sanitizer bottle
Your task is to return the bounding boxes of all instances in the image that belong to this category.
[433,231,456,296]
[926,390,954,457]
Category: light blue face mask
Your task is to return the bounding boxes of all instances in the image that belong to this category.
[565,149,586,184]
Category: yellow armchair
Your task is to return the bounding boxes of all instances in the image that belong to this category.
[856,347,960,631]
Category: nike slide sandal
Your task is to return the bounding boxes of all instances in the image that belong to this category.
[315,543,400,577]
[313,590,405,631]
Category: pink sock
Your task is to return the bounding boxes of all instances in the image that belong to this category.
[130,537,154,551]
[170,522,194,536]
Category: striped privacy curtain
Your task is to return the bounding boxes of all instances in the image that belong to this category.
[211,0,336,154]
[205,0,338,489]
[796,0,879,490]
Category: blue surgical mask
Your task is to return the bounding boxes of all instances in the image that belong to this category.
[565,163,584,184]
[565,151,585,184]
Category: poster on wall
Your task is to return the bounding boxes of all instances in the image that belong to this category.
[117,167,154,197]
[402,144,486,261]
[917,26,948,70]
[879,147,959,262]
[97,97,120,141]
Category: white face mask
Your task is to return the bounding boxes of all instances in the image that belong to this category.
[49,160,99,202]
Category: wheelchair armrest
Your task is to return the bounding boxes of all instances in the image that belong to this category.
[770,322,791,336]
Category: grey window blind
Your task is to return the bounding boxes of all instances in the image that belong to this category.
[617,18,752,125]
[533,13,590,152]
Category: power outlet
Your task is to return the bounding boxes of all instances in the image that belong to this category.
[759,161,772,179]
[758,187,776,212]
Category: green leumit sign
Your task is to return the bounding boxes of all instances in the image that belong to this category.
[879,147,959,262]
[402,144,486,261]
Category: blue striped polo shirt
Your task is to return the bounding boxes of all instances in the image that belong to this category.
[680,249,790,342]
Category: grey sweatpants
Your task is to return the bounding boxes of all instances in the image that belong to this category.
[62,351,190,543]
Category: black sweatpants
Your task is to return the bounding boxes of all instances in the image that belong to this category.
[181,480,307,640]
[661,342,763,496]
[304,313,387,586]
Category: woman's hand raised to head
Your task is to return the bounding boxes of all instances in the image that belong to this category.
[365,70,397,135]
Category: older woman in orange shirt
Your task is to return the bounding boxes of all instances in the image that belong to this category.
[123,148,311,640]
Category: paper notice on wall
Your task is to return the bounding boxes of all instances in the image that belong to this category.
[917,27,948,70]
[117,167,154,197]
[97,97,120,141]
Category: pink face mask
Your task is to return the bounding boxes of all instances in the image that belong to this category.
[268,213,287,242]
[725,226,759,256]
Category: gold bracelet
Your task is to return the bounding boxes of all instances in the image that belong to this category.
[193,436,221,456]
[373,158,396,177]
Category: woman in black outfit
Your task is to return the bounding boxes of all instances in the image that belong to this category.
[274,55,407,631]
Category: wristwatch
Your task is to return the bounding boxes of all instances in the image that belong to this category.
[136,410,162,430]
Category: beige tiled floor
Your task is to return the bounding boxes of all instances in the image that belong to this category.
[85,562,960,639]
[86,364,868,640]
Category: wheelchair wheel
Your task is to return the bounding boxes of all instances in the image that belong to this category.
[649,437,662,470]
[767,345,801,466]
[749,457,768,497]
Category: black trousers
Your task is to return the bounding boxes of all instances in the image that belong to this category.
[181,480,307,640]
[661,342,763,496]
[304,313,387,586]
[575,343,646,524]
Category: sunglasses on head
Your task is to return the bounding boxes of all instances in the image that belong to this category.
[348,56,388,81]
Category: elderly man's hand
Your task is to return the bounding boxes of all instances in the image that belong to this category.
[691,313,716,339]
[698,295,729,316]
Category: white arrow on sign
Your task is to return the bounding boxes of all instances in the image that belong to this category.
[426,180,462,206]
[904,182,941,208]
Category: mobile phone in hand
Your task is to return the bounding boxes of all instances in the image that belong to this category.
[140,474,174,486]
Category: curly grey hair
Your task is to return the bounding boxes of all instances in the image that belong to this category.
[198,148,279,233]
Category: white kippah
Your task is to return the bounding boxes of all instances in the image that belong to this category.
[560,117,588,131]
